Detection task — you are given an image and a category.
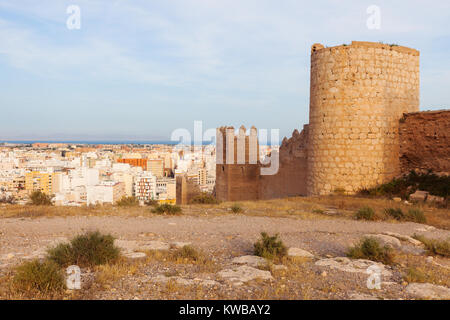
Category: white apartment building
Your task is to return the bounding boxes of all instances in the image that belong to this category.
[134,172,156,202]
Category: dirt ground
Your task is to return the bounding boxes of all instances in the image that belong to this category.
[0,197,449,300]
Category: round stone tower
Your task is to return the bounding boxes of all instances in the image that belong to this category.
[306,41,420,195]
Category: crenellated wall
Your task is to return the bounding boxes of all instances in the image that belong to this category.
[259,126,309,198]
[213,41,449,202]
[215,126,260,202]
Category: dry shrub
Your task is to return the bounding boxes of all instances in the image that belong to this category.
[347,237,394,265]
[254,232,287,261]
[413,235,450,258]
[13,259,65,295]
[47,231,120,268]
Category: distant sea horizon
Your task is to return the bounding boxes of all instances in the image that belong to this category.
[0,140,279,146]
[1,140,200,145]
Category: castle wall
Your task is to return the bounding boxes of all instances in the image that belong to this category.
[176,175,200,205]
[307,41,420,195]
[215,126,260,202]
[259,126,309,198]
[399,110,450,175]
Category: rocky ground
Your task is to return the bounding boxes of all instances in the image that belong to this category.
[0,204,449,300]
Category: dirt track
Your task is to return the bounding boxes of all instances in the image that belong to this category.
[1,214,449,300]
[1,215,448,263]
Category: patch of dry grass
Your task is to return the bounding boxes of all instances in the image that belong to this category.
[144,246,218,273]
[398,253,450,287]
[95,257,140,288]
[1,195,448,230]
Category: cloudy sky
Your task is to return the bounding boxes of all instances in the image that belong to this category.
[0,0,449,141]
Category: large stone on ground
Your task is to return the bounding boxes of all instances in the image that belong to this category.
[218,265,273,283]
[115,239,170,252]
[232,255,267,267]
[170,242,192,249]
[141,241,170,251]
[364,234,401,249]
[427,195,445,205]
[382,232,423,246]
[315,257,392,277]
[124,252,146,259]
[288,248,314,258]
[406,283,450,299]
[409,190,429,202]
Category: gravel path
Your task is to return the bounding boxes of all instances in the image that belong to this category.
[1,215,449,300]
[0,215,448,259]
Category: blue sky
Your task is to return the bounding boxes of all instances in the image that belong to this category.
[0,0,449,141]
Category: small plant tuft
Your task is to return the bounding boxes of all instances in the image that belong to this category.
[171,245,200,262]
[152,204,182,215]
[254,232,287,260]
[347,237,394,265]
[29,190,53,206]
[355,206,376,220]
[13,259,65,294]
[230,203,243,213]
[144,199,159,206]
[47,231,120,268]
[189,193,219,204]
[115,196,139,207]
[413,235,450,258]
[403,267,429,283]
[406,209,426,223]
[384,207,405,221]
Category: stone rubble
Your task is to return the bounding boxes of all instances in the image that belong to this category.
[218,265,274,284]
[406,283,450,300]
[231,255,268,268]
[315,257,392,277]
[287,248,315,258]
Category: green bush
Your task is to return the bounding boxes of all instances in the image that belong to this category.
[406,209,427,223]
[29,190,53,206]
[230,203,243,213]
[152,204,182,215]
[144,199,159,206]
[413,235,450,258]
[115,196,139,207]
[384,207,427,223]
[355,206,376,221]
[359,171,449,199]
[347,237,394,265]
[403,267,429,283]
[189,193,218,204]
[13,259,65,293]
[47,231,120,268]
[171,245,200,262]
[254,232,287,260]
[384,208,405,221]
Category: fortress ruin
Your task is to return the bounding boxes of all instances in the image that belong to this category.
[216,41,450,201]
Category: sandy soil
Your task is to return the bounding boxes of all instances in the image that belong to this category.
[0,214,449,300]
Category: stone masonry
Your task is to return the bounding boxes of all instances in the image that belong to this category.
[399,110,450,175]
[214,41,448,201]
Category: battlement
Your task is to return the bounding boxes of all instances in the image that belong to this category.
[311,41,419,56]
[216,125,259,165]
[215,41,448,200]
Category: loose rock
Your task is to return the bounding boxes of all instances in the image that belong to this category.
[232,255,268,268]
[287,248,314,258]
[218,265,273,283]
[315,257,392,277]
[406,283,450,299]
